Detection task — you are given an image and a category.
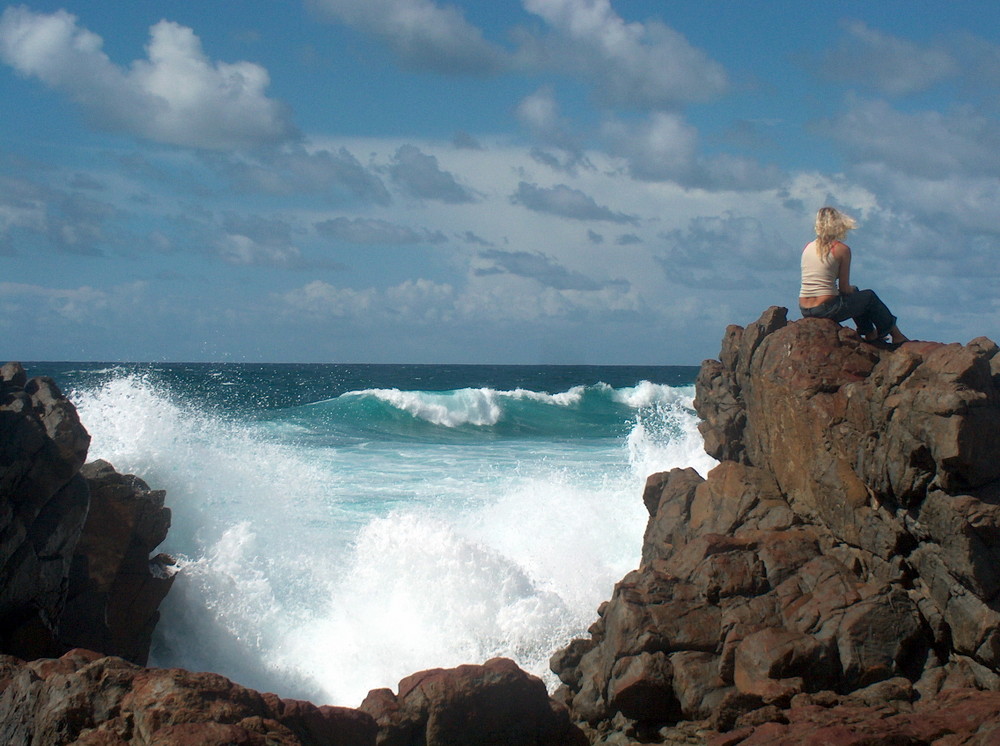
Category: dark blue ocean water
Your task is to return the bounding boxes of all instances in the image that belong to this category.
[23,362,715,706]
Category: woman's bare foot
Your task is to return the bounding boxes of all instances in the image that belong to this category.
[888,325,909,344]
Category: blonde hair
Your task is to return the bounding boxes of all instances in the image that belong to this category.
[814,206,856,260]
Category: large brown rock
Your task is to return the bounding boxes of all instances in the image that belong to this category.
[707,688,1000,746]
[552,310,1000,740]
[360,657,586,746]
[0,648,376,745]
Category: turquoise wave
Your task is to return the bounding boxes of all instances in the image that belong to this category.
[269,381,695,443]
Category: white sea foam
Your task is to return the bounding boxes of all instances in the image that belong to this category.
[70,372,715,707]
[626,384,719,479]
[348,386,505,427]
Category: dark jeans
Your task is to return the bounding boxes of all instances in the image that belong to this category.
[799,289,897,337]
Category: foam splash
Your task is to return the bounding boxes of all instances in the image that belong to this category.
[345,387,507,427]
[343,381,682,429]
[626,384,719,479]
[69,371,714,707]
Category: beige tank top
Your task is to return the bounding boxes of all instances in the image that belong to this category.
[799,241,839,297]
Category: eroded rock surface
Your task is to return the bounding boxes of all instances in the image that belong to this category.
[0,648,377,746]
[361,657,587,746]
[552,309,1000,743]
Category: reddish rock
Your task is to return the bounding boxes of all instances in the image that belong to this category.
[721,688,1000,745]
[733,628,837,702]
[551,311,1000,741]
[360,657,586,746]
[606,651,678,722]
[0,649,376,746]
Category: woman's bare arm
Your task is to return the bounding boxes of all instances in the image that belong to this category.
[835,242,855,294]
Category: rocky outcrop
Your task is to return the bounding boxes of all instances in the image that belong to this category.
[60,459,177,665]
[1,362,91,659]
[8,321,1000,745]
[0,648,377,746]
[1,363,176,665]
[361,657,587,746]
[551,308,1000,743]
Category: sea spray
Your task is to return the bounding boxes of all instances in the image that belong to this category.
[64,364,714,706]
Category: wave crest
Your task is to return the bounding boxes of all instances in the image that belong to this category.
[338,381,689,430]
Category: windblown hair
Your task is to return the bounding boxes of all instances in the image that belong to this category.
[814,206,857,260]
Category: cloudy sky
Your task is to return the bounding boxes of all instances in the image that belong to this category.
[1,1,998,364]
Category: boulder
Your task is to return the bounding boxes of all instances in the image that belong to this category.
[552,310,1000,740]
[360,657,586,746]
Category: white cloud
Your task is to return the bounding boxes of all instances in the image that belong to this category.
[0,174,121,255]
[278,278,461,324]
[456,271,642,322]
[816,98,1000,179]
[822,20,958,96]
[314,217,446,245]
[389,145,477,203]
[657,214,788,290]
[278,267,640,328]
[210,147,391,204]
[216,233,305,268]
[511,181,637,223]
[279,280,377,318]
[604,112,698,182]
[310,0,507,74]
[384,278,457,322]
[516,88,581,158]
[475,248,615,290]
[604,112,782,190]
[521,0,727,108]
[0,280,145,321]
[0,7,295,149]
[517,87,560,133]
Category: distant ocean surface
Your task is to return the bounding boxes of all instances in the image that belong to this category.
[26,362,718,707]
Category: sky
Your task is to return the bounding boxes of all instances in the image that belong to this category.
[1,1,998,364]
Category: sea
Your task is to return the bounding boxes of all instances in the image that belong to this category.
[25,362,718,707]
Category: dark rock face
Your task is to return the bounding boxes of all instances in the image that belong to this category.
[61,459,177,665]
[0,648,377,746]
[1,363,176,665]
[551,309,1000,742]
[1,362,91,658]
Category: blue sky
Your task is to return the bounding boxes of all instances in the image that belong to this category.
[1,1,998,364]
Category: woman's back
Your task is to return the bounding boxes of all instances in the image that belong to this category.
[800,241,839,298]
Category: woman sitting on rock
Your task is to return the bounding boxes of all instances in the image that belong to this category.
[798,206,908,344]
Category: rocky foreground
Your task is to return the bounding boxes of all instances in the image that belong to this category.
[3,309,1000,744]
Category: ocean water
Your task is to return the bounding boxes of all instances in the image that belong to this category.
[27,363,717,707]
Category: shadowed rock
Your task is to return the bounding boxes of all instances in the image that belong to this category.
[1,363,91,658]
